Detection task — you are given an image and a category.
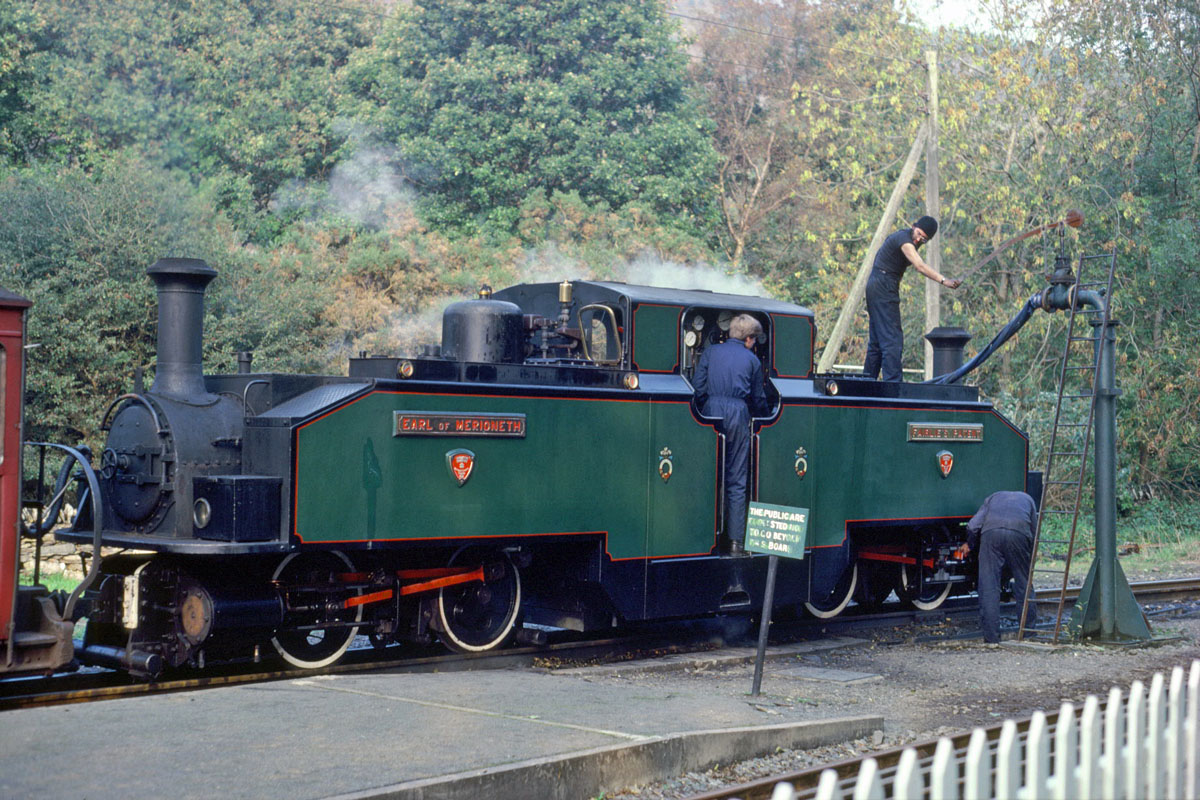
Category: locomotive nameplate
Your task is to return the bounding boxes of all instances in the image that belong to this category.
[393,411,527,438]
[906,422,983,443]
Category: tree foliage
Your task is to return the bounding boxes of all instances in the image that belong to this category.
[15,0,377,235]
[683,0,1198,494]
[686,0,840,270]
[0,0,1196,499]
[0,0,50,161]
[344,0,720,235]
[0,156,234,446]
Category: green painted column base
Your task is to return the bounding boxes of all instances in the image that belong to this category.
[1066,557,1152,641]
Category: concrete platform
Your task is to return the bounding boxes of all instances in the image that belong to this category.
[0,641,881,800]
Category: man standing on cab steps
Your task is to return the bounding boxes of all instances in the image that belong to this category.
[692,314,768,556]
[963,490,1039,644]
[864,216,962,381]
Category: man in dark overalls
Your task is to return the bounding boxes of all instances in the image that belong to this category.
[864,215,961,381]
[692,314,769,556]
[964,490,1039,643]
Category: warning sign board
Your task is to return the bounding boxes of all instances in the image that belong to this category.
[745,502,809,559]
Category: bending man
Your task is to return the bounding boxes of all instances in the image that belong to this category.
[964,490,1039,643]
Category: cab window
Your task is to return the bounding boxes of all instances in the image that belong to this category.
[579,305,622,365]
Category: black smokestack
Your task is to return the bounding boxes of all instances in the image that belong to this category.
[925,326,972,383]
[147,258,217,402]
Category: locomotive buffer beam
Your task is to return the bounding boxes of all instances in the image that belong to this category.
[77,644,163,677]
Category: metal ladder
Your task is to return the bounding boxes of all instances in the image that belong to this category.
[1018,253,1118,643]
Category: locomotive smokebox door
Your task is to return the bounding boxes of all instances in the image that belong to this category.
[192,476,281,542]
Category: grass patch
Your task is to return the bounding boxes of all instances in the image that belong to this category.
[18,573,86,641]
[18,572,81,594]
[1037,497,1200,583]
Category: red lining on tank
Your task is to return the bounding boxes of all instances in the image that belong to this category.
[292,392,1020,563]
[293,388,720,560]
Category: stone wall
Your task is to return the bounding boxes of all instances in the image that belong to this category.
[20,533,123,582]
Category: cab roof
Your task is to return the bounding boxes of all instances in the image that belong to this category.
[504,280,813,318]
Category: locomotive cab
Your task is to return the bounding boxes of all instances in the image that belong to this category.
[678,306,780,420]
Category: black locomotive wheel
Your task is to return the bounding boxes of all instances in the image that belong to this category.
[804,563,858,619]
[896,561,952,611]
[270,551,363,669]
[436,547,522,653]
[853,560,897,610]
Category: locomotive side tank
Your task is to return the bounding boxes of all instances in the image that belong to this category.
[58,260,1029,675]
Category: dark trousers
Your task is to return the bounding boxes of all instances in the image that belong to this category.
[706,398,751,544]
[864,271,903,381]
[977,528,1036,643]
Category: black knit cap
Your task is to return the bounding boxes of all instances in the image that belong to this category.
[915,215,938,238]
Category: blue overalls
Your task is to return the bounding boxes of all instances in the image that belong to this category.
[967,491,1039,643]
[692,340,768,545]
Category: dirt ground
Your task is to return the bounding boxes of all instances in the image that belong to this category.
[601,609,1200,799]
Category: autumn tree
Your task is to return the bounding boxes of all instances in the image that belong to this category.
[684,1,887,275]
[774,3,928,352]
[686,1,807,269]
[1035,0,1200,491]
[760,0,1198,495]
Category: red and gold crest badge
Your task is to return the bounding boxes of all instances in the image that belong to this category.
[658,447,673,483]
[447,449,475,487]
[936,449,953,479]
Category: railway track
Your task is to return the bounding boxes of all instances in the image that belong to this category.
[0,599,969,710]
[0,627,721,711]
[679,577,1200,800]
[1037,576,1200,604]
[685,705,1077,800]
[3,576,1195,712]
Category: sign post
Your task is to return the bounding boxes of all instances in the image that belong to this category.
[745,502,809,696]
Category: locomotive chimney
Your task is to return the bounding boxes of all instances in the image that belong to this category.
[147,257,217,402]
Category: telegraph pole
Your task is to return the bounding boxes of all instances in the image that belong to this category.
[816,124,927,374]
[923,49,941,381]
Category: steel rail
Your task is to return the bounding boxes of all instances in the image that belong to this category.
[0,594,976,710]
[0,598,973,711]
[0,631,719,711]
[685,707,1069,800]
[3,576,1195,711]
[684,578,1200,800]
[1033,576,1200,604]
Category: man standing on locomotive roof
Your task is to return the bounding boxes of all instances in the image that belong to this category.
[963,490,1039,644]
[864,216,962,381]
[692,314,769,556]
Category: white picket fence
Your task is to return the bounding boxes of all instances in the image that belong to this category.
[769,660,1200,800]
